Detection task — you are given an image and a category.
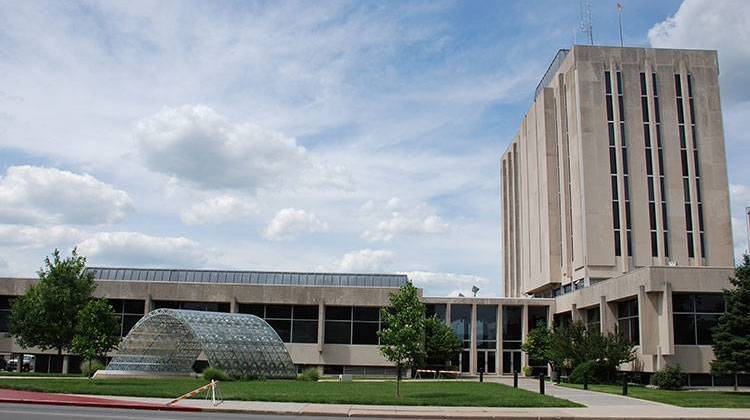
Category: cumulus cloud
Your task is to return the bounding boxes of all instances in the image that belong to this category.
[648,0,750,104]
[0,224,85,249]
[136,105,310,192]
[0,166,132,225]
[404,270,493,297]
[327,249,394,273]
[77,232,207,267]
[264,208,328,241]
[361,197,450,242]
[730,184,750,259]
[180,194,258,226]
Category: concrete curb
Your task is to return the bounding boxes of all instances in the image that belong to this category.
[0,397,203,412]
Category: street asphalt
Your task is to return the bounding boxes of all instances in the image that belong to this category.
[0,402,395,420]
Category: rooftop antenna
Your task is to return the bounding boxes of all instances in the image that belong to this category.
[579,0,593,45]
[617,2,624,47]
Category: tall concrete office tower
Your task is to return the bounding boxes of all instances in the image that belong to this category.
[501,46,735,375]
[502,45,733,298]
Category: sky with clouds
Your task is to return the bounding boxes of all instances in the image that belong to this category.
[0,0,748,297]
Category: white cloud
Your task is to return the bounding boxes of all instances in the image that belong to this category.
[648,0,750,105]
[404,270,493,297]
[361,197,450,242]
[264,208,328,241]
[730,184,750,260]
[136,105,310,192]
[0,224,84,249]
[0,166,132,225]
[328,249,394,273]
[180,194,258,226]
[77,232,207,268]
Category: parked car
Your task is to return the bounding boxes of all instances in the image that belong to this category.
[6,355,34,372]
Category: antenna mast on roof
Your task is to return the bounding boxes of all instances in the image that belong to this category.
[579,0,593,45]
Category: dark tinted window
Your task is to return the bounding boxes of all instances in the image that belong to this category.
[326,306,352,321]
[292,320,318,343]
[293,305,318,320]
[324,321,350,344]
[266,305,292,318]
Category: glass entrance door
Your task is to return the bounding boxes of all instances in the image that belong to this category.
[476,350,496,374]
[502,350,522,374]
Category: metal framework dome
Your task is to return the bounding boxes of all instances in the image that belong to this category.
[105,309,296,379]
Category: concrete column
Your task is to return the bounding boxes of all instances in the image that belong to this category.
[230,298,238,313]
[445,303,451,327]
[601,296,617,334]
[639,285,659,356]
[521,304,529,369]
[571,303,581,322]
[470,303,477,375]
[14,354,21,372]
[317,302,325,353]
[659,282,675,357]
[144,294,153,315]
[62,355,69,374]
[496,305,503,375]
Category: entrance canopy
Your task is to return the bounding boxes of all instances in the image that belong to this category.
[106,309,296,379]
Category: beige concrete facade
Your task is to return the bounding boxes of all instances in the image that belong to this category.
[0,276,554,376]
[502,45,734,298]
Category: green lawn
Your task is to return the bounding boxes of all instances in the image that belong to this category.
[562,383,750,408]
[0,378,580,407]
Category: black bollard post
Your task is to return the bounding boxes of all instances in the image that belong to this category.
[622,372,628,395]
[583,371,588,390]
[539,373,545,395]
[513,371,518,388]
[479,370,484,383]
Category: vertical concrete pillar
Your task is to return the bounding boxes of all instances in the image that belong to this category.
[638,285,659,356]
[14,354,21,372]
[601,296,617,334]
[317,302,325,353]
[571,303,581,322]
[521,304,529,369]
[144,294,153,315]
[660,282,675,357]
[62,355,69,374]
[470,303,477,375]
[230,297,238,313]
[496,304,503,375]
[445,303,452,327]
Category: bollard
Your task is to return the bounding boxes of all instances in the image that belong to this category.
[539,373,545,395]
[622,372,628,396]
[479,370,484,383]
[513,371,518,388]
[583,371,588,390]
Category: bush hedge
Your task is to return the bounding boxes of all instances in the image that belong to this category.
[298,368,320,381]
[80,359,105,378]
[203,367,232,382]
[650,365,684,390]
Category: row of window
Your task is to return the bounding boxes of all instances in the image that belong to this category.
[673,293,724,345]
[605,70,705,261]
[605,70,633,257]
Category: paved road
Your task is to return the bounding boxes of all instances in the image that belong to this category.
[0,403,393,420]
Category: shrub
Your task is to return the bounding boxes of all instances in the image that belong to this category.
[651,365,684,390]
[298,367,320,381]
[203,367,232,382]
[569,361,596,384]
[80,359,105,378]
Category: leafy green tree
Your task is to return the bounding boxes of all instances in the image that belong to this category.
[72,298,120,375]
[424,315,461,373]
[600,329,636,382]
[378,282,426,397]
[522,324,552,370]
[10,249,96,356]
[712,255,750,390]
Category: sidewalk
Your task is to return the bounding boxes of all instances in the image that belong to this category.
[104,393,750,419]
[1,384,749,418]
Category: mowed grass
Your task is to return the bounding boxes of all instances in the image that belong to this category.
[0,378,581,407]
[562,383,750,408]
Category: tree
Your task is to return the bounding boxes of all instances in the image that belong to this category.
[11,249,96,356]
[71,298,120,375]
[377,282,426,397]
[522,323,552,371]
[712,255,750,390]
[423,315,461,373]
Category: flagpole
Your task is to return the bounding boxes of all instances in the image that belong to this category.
[617,4,624,47]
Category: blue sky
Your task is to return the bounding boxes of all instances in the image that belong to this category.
[0,0,748,297]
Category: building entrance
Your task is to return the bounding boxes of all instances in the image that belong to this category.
[476,350,496,374]
[502,350,522,374]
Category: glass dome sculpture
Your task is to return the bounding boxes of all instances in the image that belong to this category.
[105,308,296,379]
